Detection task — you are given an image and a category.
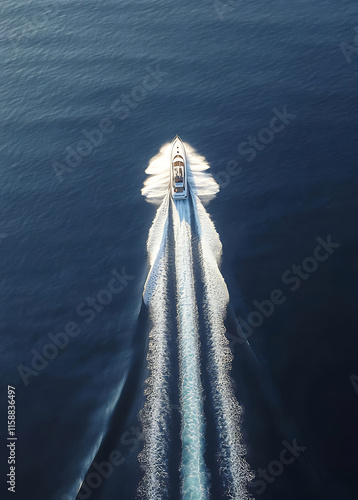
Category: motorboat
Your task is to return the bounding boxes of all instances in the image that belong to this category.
[170,135,188,200]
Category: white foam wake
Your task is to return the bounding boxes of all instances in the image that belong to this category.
[141,142,219,205]
[138,196,171,500]
[140,141,252,500]
[143,193,170,305]
[172,199,208,500]
[192,195,254,499]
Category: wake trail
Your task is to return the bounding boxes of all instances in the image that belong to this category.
[138,195,171,500]
[140,141,253,500]
[172,198,209,500]
[192,195,253,499]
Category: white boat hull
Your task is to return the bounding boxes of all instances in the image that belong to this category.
[170,136,188,200]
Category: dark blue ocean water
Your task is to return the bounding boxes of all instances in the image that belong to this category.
[1,0,358,499]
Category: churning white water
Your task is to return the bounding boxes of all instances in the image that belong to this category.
[139,142,252,500]
[172,198,208,499]
[192,195,254,498]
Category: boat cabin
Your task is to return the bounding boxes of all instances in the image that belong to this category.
[173,157,185,185]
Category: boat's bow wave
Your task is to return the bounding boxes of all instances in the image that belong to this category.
[141,141,219,204]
